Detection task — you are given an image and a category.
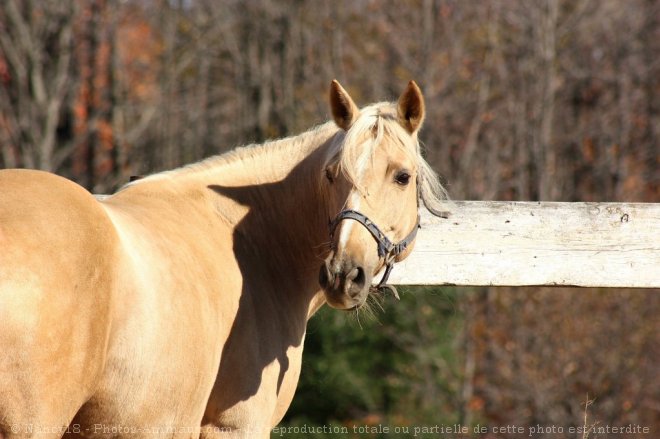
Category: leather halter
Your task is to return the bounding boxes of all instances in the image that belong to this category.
[329,209,420,297]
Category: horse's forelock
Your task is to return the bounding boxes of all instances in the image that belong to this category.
[336,104,409,191]
[333,103,448,215]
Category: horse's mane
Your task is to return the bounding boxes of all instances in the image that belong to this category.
[129,122,337,187]
[201,123,336,170]
[130,102,448,215]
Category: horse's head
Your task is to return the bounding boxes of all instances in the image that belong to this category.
[318,80,447,310]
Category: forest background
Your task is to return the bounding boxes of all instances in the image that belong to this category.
[0,1,658,437]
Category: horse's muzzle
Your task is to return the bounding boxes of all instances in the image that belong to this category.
[318,255,371,309]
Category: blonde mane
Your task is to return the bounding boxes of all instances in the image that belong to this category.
[130,122,335,184]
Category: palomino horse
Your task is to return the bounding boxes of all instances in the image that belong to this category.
[0,81,447,438]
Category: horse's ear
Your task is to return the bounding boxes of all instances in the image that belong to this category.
[329,80,360,131]
[397,80,425,134]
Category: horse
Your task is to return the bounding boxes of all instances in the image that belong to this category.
[0,80,447,438]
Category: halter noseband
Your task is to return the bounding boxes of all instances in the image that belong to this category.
[329,209,420,298]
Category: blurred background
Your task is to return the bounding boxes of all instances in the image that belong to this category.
[0,0,658,437]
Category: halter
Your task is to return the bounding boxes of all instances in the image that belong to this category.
[329,209,420,299]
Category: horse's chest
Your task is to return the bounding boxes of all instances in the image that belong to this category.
[203,295,308,430]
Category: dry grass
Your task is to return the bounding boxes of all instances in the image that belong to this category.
[581,395,599,439]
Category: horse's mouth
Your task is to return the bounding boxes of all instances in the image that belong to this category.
[322,288,368,310]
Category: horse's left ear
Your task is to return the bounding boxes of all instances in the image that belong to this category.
[397,80,425,134]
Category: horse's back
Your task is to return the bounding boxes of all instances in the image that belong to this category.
[0,169,118,435]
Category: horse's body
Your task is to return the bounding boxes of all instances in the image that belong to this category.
[0,81,446,438]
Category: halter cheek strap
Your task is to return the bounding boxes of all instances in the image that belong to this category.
[329,209,420,298]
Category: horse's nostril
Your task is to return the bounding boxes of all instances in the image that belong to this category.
[346,266,366,289]
[319,263,332,288]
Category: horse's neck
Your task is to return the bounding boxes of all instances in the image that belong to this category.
[123,126,336,318]
[211,133,336,318]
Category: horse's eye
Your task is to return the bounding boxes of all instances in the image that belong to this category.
[325,168,335,183]
[395,171,411,186]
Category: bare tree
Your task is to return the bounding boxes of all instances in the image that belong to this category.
[0,0,77,172]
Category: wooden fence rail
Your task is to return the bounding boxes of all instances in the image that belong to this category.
[388,201,660,288]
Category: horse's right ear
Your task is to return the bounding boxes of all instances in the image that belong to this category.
[329,80,359,131]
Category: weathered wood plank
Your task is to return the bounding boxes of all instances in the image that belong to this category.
[388,201,660,288]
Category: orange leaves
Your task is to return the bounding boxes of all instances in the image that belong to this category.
[116,13,161,102]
